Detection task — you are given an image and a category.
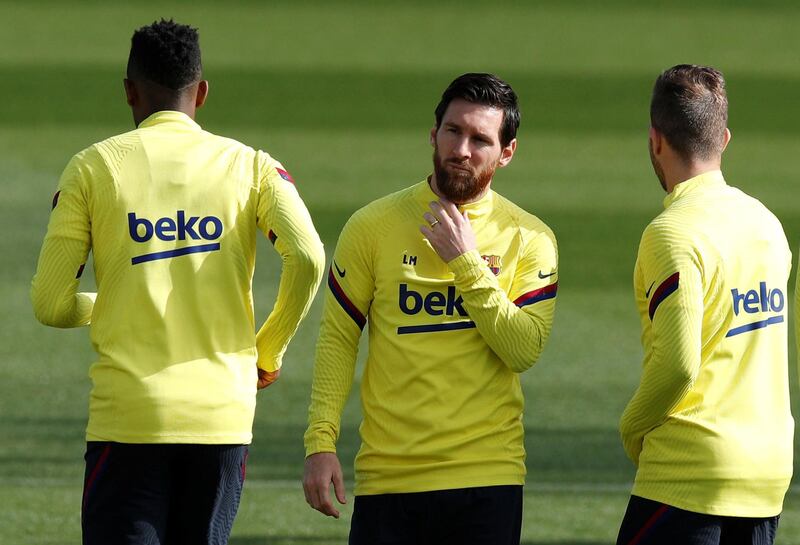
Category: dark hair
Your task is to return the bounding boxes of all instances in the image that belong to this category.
[434,73,520,147]
[651,64,728,161]
[127,19,202,91]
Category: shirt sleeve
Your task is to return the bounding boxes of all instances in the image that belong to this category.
[796,258,800,389]
[447,226,558,373]
[254,158,326,372]
[304,209,375,456]
[31,150,98,328]
[619,223,705,465]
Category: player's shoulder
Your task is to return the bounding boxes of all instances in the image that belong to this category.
[60,137,118,184]
[81,127,149,179]
[492,190,556,242]
[725,184,782,225]
[207,129,256,150]
[201,129,265,163]
[342,182,420,239]
[352,183,418,222]
[93,126,143,156]
[198,130,291,184]
[642,208,690,245]
[640,206,710,267]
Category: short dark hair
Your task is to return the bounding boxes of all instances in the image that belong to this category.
[127,19,202,91]
[651,64,728,161]
[434,73,520,147]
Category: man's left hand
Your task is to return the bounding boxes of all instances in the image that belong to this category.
[257,367,281,390]
[420,199,477,262]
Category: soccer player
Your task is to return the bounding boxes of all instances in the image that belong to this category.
[30,20,325,544]
[302,73,558,545]
[617,65,793,545]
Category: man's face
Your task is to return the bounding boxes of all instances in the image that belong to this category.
[431,98,515,203]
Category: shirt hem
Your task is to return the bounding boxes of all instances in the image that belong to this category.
[355,473,525,496]
[86,430,253,445]
[632,484,788,518]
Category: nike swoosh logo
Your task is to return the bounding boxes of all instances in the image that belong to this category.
[333,260,346,278]
[645,281,655,298]
[538,270,557,279]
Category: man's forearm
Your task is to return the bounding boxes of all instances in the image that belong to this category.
[31,236,94,328]
[256,240,325,371]
[304,305,362,455]
[449,250,556,373]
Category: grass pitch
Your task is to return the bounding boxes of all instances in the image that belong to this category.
[2,1,800,543]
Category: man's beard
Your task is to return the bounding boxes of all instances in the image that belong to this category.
[649,139,667,191]
[432,146,496,204]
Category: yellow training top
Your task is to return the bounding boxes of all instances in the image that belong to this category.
[621,170,793,517]
[305,180,558,495]
[32,111,325,444]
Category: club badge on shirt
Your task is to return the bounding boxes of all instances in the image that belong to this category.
[482,254,502,275]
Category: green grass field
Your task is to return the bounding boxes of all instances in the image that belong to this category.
[2,1,800,543]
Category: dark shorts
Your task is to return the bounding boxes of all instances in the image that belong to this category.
[82,442,248,545]
[349,485,523,545]
[617,495,780,545]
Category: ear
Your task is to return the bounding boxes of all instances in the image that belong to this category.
[721,127,731,152]
[124,78,138,107]
[497,138,517,168]
[649,126,663,155]
[430,125,437,147]
[195,80,209,109]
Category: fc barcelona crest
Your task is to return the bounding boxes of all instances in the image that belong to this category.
[482,254,502,276]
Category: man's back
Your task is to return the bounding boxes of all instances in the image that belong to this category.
[32,20,326,544]
[33,110,323,444]
[624,171,793,517]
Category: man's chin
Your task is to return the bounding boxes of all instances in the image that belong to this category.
[433,159,492,203]
[439,180,486,203]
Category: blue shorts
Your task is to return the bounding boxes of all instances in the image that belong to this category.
[81,442,248,545]
[617,495,780,545]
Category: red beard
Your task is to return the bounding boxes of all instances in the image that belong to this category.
[432,146,495,204]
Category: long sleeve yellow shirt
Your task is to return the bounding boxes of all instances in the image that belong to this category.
[621,170,793,517]
[305,180,558,495]
[31,111,325,444]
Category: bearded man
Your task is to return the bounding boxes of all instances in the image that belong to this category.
[301,73,559,545]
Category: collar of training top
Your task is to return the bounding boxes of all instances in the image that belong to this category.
[663,169,726,209]
[138,110,201,131]
[416,179,494,221]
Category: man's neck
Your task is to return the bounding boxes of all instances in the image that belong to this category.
[665,160,721,193]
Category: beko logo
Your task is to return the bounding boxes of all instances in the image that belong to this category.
[127,210,223,265]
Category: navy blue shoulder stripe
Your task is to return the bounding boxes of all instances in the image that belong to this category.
[328,267,366,330]
[648,272,679,320]
[513,282,558,308]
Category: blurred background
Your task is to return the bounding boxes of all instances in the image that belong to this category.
[1,1,799,543]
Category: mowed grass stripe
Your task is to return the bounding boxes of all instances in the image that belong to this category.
[0,66,798,135]
[2,127,798,218]
[0,2,799,79]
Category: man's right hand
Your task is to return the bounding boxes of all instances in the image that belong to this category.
[303,452,347,518]
[257,368,280,390]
